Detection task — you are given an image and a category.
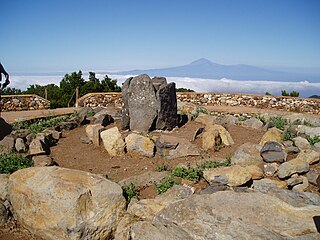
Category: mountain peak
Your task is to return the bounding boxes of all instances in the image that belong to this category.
[189,58,215,66]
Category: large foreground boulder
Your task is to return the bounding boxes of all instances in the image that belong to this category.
[121,74,177,133]
[126,191,320,239]
[8,167,126,240]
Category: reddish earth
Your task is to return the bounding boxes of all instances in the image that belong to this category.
[4,116,319,239]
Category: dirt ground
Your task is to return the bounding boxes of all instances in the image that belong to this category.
[1,116,317,240]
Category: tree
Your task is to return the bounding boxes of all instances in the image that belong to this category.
[176,88,195,92]
[289,91,299,97]
[101,75,121,92]
[1,87,22,95]
[281,90,289,96]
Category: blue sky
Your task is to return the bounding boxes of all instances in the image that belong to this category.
[1,0,320,73]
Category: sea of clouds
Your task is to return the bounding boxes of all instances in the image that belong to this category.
[9,73,320,98]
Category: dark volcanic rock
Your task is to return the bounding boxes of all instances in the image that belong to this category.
[156,82,177,130]
[121,74,178,133]
[261,141,286,163]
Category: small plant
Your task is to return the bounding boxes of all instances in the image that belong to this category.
[86,111,95,117]
[254,115,266,124]
[282,129,296,141]
[155,164,170,172]
[156,177,177,194]
[0,153,33,174]
[193,107,209,119]
[303,120,313,126]
[224,155,232,166]
[122,182,138,202]
[307,135,320,146]
[270,116,288,130]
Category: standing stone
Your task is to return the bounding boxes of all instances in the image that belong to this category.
[122,75,158,133]
[100,127,125,156]
[121,74,178,133]
[8,167,126,240]
[155,82,177,130]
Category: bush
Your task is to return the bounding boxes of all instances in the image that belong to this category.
[282,129,296,141]
[122,182,138,202]
[270,116,288,130]
[0,153,33,174]
[155,164,170,172]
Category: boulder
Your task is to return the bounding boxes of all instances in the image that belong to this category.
[297,125,320,137]
[206,124,234,146]
[10,129,30,140]
[145,192,320,239]
[156,135,200,158]
[42,129,61,141]
[0,174,9,201]
[306,169,319,185]
[292,176,309,192]
[277,158,309,179]
[93,110,114,127]
[231,143,263,166]
[245,165,263,180]
[201,128,220,151]
[100,127,125,156]
[260,141,286,163]
[121,74,177,133]
[295,149,320,164]
[15,138,26,153]
[128,185,194,221]
[203,165,252,187]
[86,124,105,146]
[125,134,155,158]
[253,182,320,207]
[8,167,126,240]
[252,178,287,192]
[259,127,282,145]
[242,118,263,129]
[0,136,14,154]
[263,162,279,177]
[32,155,54,167]
[29,134,50,156]
[293,136,311,150]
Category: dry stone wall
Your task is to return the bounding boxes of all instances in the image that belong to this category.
[1,95,50,112]
[77,92,320,115]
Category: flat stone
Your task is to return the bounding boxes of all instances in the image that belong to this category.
[263,162,279,177]
[261,141,286,163]
[203,165,252,187]
[242,118,263,129]
[231,143,263,167]
[292,176,309,192]
[306,169,319,185]
[277,158,309,179]
[259,127,283,145]
[293,136,311,150]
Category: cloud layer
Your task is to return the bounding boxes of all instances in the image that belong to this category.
[9,74,320,98]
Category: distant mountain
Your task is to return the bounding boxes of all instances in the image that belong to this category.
[111,58,319,82]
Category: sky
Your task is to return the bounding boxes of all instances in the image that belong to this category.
[1,0,320,73]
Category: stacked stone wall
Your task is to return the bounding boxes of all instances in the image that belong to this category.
[0,95,50,111]
[77,92,320,114]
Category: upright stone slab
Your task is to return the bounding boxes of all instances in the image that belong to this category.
[122,74,158,133]
[156,82,177,130]
[121,74,178,133]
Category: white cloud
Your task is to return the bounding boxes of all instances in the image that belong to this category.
[9,74,320,98]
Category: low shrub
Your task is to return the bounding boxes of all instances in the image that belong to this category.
[122,182,138,202]
[270,116,288,130]
[307,135,320,146]
[156,177,177,194]
[282,129,296,141]
[0,153,33,174]
[155,164,170,172]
